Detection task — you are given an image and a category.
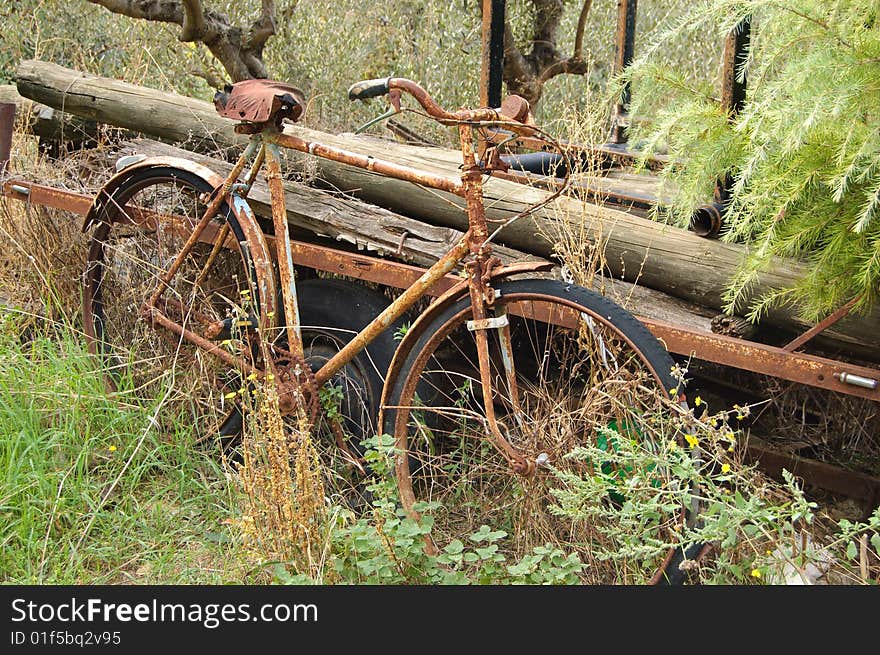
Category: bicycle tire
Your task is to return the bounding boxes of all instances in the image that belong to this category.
[83,166,269,436]
[382,278,700,584]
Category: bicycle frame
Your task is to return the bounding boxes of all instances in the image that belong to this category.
[140,115,535,473]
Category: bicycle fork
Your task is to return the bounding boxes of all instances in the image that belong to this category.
[458,123,535,477]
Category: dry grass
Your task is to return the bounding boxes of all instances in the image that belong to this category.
[0,123,93,318]
[233,384,332,581]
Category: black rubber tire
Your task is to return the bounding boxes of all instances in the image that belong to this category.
[296,277,401,451]
[383,278,700,584]
[83,166,261,435]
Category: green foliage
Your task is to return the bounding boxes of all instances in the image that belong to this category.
[548,396,880,584]
[318,383,344,422]
[624,0,880,320]
[0,313,240,582]
[273,434,586,585]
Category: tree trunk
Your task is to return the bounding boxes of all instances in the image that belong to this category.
[0,85,99,152]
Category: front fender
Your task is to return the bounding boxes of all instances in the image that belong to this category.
[80,154,278,327]
[377,259,554,429]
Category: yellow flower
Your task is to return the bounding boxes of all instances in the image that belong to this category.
[667,440,678,451]
[694,396,703,407]
[266,373,275,382]
[750,568,762,580]
[239,289,251,296]
[246,372,258,382]
[721,463,731,474]
[669,387,678,396]
[108,445,117,452]
[685,433,699,448]
[728,445,735,452]
[221,339,232,347]
[224,391,237,400]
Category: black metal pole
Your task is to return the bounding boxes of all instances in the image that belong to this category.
[609,0,638,145]
[480,0,506,109]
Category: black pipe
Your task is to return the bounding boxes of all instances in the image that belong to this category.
[690,202,725,238]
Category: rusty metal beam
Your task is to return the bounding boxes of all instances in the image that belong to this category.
[2,179,93,214]
[646,318,880,402]
[714,16,751,209]
[783,295,859,353]
[480,0,506,109]
[744,440,880,507]
[720,16,751,119]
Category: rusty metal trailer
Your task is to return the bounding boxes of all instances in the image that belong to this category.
[1,1,879,506]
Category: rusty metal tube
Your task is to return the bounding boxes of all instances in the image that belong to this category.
[273,131,465,196]
[690,202,725,238]
[0,102,15,176]
[313,235,472,387]
[265,142,304,360]
[147,306,261,378]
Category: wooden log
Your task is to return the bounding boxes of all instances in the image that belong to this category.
[124,138,716,332]
[14,59,880,356]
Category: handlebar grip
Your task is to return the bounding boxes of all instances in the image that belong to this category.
[347,77,392,101]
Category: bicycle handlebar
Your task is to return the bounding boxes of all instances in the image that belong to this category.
[346,76,536,135]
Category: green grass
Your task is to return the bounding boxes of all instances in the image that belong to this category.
[0,310,244,583]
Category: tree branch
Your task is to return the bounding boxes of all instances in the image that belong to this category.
[84,0,277,82]
[248,0,277,49]
[179,0,206,41]
[572,0,593,62]
[537,56,587,84]
[538,0,592,84]
[499,0,592,105]
[86,0,184,26]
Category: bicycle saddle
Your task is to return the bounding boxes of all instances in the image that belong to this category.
[213,79,306,126]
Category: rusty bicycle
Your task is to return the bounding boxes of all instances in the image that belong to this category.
[81,76,701,583]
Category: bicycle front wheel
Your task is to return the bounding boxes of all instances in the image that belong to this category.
[383,278,694,584]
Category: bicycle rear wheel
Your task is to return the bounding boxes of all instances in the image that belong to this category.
[383,278,697,584]
[83,166,269,436]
